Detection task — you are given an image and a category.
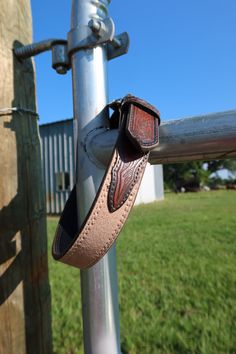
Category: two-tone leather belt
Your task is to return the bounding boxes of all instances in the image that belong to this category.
[52,95,160,269]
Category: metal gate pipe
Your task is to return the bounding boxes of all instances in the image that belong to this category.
[70,0,121,353]
[89,109,236,165]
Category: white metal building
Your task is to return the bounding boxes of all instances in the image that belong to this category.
[39,119,164,214]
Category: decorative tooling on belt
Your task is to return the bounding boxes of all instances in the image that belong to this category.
[52,95,160,269]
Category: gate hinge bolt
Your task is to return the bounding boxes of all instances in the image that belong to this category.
[88,19,102,35]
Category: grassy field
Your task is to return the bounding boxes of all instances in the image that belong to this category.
[47,190,236,354]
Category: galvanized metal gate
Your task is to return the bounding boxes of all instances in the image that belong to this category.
[14,0,236,353]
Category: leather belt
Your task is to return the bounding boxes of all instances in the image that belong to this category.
[52,95,160,269]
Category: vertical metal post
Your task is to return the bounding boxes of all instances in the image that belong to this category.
[70,0,121,353]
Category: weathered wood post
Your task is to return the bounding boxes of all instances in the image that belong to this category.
[13,0,129,352]
[0,1,52,353]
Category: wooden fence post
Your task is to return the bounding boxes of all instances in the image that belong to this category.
[0,0,52,353]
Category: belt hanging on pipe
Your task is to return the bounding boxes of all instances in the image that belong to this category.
[52,95,161,269]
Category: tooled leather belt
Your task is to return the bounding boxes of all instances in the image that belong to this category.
[52,95,160,269]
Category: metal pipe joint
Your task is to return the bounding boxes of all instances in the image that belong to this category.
[14,18,129,74]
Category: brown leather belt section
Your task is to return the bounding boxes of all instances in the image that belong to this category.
[52,95,160,269]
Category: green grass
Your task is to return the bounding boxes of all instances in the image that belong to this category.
[47,190,236,354]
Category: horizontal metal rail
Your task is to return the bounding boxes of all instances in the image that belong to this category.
[89,109,236,165]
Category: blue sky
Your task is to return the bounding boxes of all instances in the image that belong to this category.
[31,0,236,124]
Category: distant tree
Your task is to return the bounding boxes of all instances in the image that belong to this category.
[164,161,209,192]
[164,159,236,192]
[206,159,236,176]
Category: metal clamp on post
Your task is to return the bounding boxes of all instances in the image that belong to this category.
[67,17,115,54]
[67,16,129,59]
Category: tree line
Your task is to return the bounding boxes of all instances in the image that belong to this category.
[163,159,236,192]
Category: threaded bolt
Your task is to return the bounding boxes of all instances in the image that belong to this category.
[88,19,102,34]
